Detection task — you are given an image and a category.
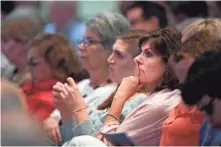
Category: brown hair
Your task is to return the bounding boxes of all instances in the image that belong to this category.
[117,30,149,57]
[182,18,221,42]
[173,31,221,63]
[2,17,41,43]
[28,33,82,82]
[138,27,182,91]
[97,30,148,110]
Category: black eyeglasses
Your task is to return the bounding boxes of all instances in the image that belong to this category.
[78,38,104,48]
[199,98,215,115]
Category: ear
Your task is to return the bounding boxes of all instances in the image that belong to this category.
[149,16,160,28]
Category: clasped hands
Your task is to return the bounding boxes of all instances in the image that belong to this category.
[52,77,86,113]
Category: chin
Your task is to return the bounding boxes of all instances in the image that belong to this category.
[139,77,148,84]
[110,76,118,83]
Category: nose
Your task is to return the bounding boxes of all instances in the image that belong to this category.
[79,42,86,53]
[134,54,142,65]
[107,53,115,64]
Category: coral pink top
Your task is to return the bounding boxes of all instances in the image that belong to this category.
[22,80,56,122]
[160,100,203,146]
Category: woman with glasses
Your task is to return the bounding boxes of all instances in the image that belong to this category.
[43,11,130,145]
[180,50,221,146]
[22,33,82,124]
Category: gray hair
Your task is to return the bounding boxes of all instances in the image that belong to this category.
[6,5,42,26]
[86,11,130,49]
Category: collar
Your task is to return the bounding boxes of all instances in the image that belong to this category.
[23,79,57,93]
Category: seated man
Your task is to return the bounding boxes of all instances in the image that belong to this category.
[180,51,221,146]
[125,1,167,31]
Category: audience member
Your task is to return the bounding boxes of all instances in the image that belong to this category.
[1,80,51,146]
[181,51,221,146]
[1,17,41,86]
[1,1,15,20]
[174,18,221,83]
[22,33,82,124]
[126,1,167,31]
[174,1,209,32]
[173,1,208,23]
[160,18,221,146]
[160,32,221,146]
[44,1,85,52]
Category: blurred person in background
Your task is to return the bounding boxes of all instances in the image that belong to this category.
[1,17,42,86]
[207,1,221,18]
[1,79,51,146]
[44,1,85,53]
[22,33,83,124]
[125,1,167,32]
[43,11,130,145]
[180,50,221,146]
[1,1,15,20]
[173,1,209,32]
[118,0,134,16]
[160,18,221,146]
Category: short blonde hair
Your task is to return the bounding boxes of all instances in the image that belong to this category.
[28,33,82,81]
[182,18,221,42]
[2,17,41,43]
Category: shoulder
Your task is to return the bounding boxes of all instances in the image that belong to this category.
[126,93,148,106]
[77,79,90,88]
[96,83,118,92]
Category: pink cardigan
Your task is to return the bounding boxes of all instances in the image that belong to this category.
[97,89,181,146]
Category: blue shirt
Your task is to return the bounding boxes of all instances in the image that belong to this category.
[44,19,86,54]
[199,121,221,146]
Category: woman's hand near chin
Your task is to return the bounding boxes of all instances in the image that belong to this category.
[114,61,140,102]
[104,62,140,123]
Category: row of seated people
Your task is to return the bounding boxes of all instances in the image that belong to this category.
[1,11,221,146]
